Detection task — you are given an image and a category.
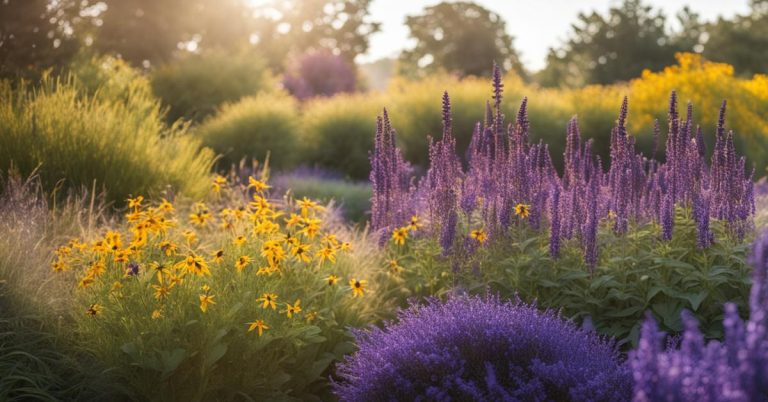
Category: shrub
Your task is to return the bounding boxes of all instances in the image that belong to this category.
[273,168,372,223]
[196,93,299,170]
[630,229,768,401]
[0,62,214,205]
[151,50,272,123]
[334,295,631,401]
[629,53,768,170]
[299,93,383,178]
[283,51,356,100]
[54,173,397,400]
[369,66,755,346]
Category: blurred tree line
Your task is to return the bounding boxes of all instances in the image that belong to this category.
[1,0,765,87]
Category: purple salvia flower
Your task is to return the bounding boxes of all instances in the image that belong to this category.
[661,190,674,241]
[549,184,562,258]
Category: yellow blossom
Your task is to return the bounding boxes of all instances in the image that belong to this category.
[247,319,269,336]
[316,246,337,265]
[291,243,312,263]
[174,253,210,276]
[349,278,367,297]
[235,255,252,272]
[408,215,423,231]
[248,176,271,193]
[325,274,338,286]
[212,249,225,263]
[388,259,403,274]
[284,213,302,228]
[127,196,144,210]
[234,235,247,246]
[514,203,530,219]
[282,299,302,318]
[392,227,408,246]
[470,229,487,243]
[86,303,102,316]
[257,293,278,310]
[151,309,163,319]
[199,294,215,312]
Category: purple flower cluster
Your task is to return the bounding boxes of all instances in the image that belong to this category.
[369,64,756,266]
[334,295,631,401]
[629,230,768,401]
[369,109,414,244]
[283,51,356,100]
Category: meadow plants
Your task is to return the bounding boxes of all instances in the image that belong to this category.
[370,64,756,344]
[52,171,396,400]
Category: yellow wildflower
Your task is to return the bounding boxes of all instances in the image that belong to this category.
[408,215,423,231]
[257,293,278,310]
[212,249,225,263]
[470,229,487,243]
[199,294,215,313]
[514,203,530,219]
[291,243,312,263]
[349,278,367,297]
[174,253,210,276]
[248,176,271,193]
[234,235,247,246]
[282,299,302,318]
[284,213,302,228]
[86,303,102,316]
[392,227,408,246]
[212,175,227,193]
[316,246,337,265]
[388,259,403,274]
[151,309,163,319]
[247,319,269,336]
[159,240,177,256]
[127,196,144,210]
[235,255,252,272]
[325,274,338,286]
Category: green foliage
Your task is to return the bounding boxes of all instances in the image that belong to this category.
[196,93,300,170]
[61,185,398,401]
[151,50,272,123]
[399,1,525,79]
[299,94,382,179]
[386,209,752,348]
[702,1,768,77]
[275,174,372,223]
[0,58,214,206]
[0,0,84,79]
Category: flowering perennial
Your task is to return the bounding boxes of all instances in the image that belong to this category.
[630,229,768,401]
[334,295,631,401]
[370,63,755,267]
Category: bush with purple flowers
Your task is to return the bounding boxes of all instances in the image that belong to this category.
[283,51,357,100]
[371,64,756,345]
[630,229,768,401]
[334,295,632,401]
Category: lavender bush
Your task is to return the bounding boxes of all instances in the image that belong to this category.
[334,295,631,401]
[630,229,768,401]
[283,51,356,100]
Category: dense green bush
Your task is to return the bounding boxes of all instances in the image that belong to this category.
[151,50,272,123]
[385,210,752,348]
[273,171,372,223]
[196,93,299,170]
[0,60,214,205]
[299,94,383,179]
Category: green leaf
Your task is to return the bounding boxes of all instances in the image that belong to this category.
[204,343,227,369]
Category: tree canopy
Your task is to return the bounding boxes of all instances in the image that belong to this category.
[399,1,525,79]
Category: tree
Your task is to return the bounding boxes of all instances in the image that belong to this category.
[94,0,254,67]
[249,0,380,70]
[0,0,87,78]
[537,0,684,87]
[702,0,768,76]
[398,2,525,79]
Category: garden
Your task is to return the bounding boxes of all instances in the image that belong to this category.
[2,0,768,401]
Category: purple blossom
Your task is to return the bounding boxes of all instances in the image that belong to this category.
[334,295,631,402]
[630,229,768,401]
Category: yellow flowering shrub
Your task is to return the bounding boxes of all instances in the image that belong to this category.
[52,169,397,400]
[629,53,768,168]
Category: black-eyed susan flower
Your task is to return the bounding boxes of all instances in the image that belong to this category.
[199,293,215,312]
[257,293,278,310]
[78,274,95,289]
[326,274,338,286]
[86,303,102,316]
[127,196,144,210]
[392,227,408,246]
[304,311,318,322]
[248,176,271,193]
[211,249,225,263]
[159,240,177,256]
[212,175,227,193]
[282,299,302,318]
[340,241,352,252]
[470,229,487,244]
[233,235,247,246]
[298,197,319,218]
[158,198,174,213]
[514,203,530,219]
[316,246,337,265]
[284,213,302,228]
[408,215,423,231]
[189,210,212,226]
[235,255,252,273]
[299,218,321,239]
[110,281,123,294]
[247,319,269,336]
[51,258,67,273]
[151,309,163,319]
[174,253,210,276]
[291,243,312,263]
[349,278,367,297]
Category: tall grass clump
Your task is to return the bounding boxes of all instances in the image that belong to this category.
[0,60,215,205]
[52,171,398,400]
[334,295,631,401]
[151,50,272,123]
[299,93,384,179]
[0,173,126,399]
[197,93,299,170]
[369,64,756,345]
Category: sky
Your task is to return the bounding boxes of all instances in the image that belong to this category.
[359,0,752,70]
